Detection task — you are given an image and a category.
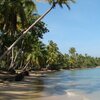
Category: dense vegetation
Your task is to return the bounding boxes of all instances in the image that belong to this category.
[0,0,100,73]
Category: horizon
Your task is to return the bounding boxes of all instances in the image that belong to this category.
[36,0,100,57]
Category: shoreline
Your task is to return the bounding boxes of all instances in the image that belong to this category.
[0,69,100,100]
[1,66,100,81]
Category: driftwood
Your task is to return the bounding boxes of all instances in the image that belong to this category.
[0,70,29,82]
[0,73,15,81]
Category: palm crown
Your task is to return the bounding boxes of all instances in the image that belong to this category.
[46,0,75,9]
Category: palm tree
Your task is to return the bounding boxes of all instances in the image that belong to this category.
[0,0,36,34]
[69,47,77,68]
[0,0,75,60]
[0,0,36,60]
[25,40,46,70]
[69,47,76,56]
[46,40,60,70]
[62,53,70,69]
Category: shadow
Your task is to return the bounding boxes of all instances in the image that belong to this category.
[1,70,100,100]
[0,72,68,100]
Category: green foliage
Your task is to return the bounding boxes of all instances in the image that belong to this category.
[1,0,100,71]
[47,0,75,9]
[46,40,61,70]
[0,0,48,70]
[25,40,47,70]
[0,0,36,33]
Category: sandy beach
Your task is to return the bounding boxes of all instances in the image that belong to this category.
[0,72,100,100]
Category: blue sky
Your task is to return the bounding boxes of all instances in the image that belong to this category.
[36,0,100,57]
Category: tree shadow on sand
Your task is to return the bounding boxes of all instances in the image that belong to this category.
[0,73,69,100]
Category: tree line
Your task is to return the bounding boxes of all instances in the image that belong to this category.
[0,0,100,72]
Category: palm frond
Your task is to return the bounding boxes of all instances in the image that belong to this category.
[24,0,37,11]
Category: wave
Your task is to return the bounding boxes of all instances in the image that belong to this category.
[65,90,90,100]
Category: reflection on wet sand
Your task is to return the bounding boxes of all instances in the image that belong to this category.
[1,69,100,100]
[0,74,46,100]
[0,73,64,100]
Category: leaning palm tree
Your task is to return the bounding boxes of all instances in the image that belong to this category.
[0,0,36,61]
[0,0,75,60]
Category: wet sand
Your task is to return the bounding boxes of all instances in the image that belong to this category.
[0,72,100,100]
[35,90,100,100]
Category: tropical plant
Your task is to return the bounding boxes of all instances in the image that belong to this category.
[68,47,77,68]
[25,40,47,70]
[0,0,75,60]
[46,40,60,70]
[0,0,36,60]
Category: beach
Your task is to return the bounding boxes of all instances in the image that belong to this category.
[0,69,100,100]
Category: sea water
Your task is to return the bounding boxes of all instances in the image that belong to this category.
[32,68,100,100]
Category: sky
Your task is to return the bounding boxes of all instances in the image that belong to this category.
[36,0,100,57]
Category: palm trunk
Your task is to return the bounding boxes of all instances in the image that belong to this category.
[9,47,14,68]
[22,61,30,71]
[9,49,21,69]
[0,5,54,60]
[14,49,21,62]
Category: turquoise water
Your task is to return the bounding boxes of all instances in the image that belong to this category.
[32,68,100,96]
[1,68,100,100]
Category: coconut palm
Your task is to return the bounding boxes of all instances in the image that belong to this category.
[25,40,46,70]
[0,0,75,60]
[46,40,60,70]
[68,47,77,68]
[0,0,36,65]
[0,0,36,34]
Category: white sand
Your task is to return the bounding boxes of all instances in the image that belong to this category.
[0,73,100,100]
